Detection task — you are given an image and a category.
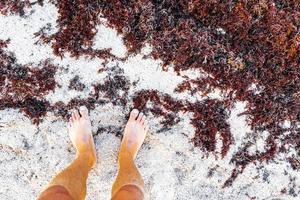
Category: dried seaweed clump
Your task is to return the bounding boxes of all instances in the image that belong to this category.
[49,69,132,120]
[93,67,130,107]
[133,89,233,158]
[0,40,56,124]
[35,0,115,59]
[0,0,43,16]
[68,75,85,91]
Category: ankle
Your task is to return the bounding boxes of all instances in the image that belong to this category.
[118,149,135,163]
[76,151,96,167]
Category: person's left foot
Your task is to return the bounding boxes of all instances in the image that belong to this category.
[67,106,97,167]
[119,109,149,160]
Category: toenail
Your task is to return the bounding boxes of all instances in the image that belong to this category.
[132,109,139,113]
[80,106,87,110]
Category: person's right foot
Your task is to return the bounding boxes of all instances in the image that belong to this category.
[119,109,149,160]
[67,106,97,167]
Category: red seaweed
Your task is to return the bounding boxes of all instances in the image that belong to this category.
[0,0,43,16]
[34,0,116,60]
[0,41,57,124]
[69,75,85,91]
[133,89,233,158]
[93,69,130,107]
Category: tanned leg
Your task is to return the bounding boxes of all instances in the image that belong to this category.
[112,109,149,200]
[38,106,97,200]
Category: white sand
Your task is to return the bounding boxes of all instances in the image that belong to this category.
[0,1,299,199]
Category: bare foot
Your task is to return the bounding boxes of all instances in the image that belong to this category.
[119,109,149,160]
[67,106,96,167]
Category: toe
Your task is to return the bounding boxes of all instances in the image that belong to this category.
[141,115,146,124]
[143,120,148,126]
[70,113,75,122]
[137,112,144,122]
[67,122,72,129]
[73,109,80,120]
[129,109,139,121]
[79,106,89,118]
[144,126,149,133]
[71,111,76,120]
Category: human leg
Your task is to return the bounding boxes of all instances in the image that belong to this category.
[112,109,149,200]
[38,106,96,200]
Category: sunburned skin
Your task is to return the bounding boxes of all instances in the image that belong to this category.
[38,107,148,200]
[119,109,149,160]
[112,109,149,199]
[67,107,149,166]
[67,106,97,167]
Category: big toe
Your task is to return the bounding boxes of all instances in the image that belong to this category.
[79,106,89,118]
[129,109,139,121]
